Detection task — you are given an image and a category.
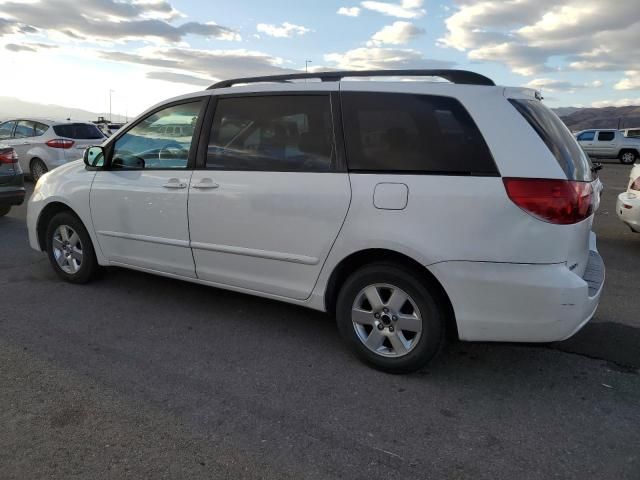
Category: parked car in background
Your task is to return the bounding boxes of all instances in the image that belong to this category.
[576,129,640,164]
[616,163,640,233]
[0,145,25,217]
[27,69,605,373]
[621,128,640,138]
[0,118,105,181]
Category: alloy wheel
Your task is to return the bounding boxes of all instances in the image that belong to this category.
[351,283,423,357]
[52,224,84,274]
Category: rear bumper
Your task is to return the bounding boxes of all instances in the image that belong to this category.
[0,185,26,206]
[430,237,605,342]
[616,192,640,233]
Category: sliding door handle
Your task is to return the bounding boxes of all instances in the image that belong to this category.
[192,178,219,189]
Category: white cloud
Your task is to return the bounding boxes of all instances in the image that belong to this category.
[337,7,361,17]
[0,0,240,43]
[439,0,640,76]
[367,21,424,46]
[614,71,640,91]
[523,78,603,92]
[360,0,426,19]
[591,98,640,108]
[256,22,310,38]
[325,47,453,70]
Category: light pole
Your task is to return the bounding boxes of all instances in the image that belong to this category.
[305,60,312,73]
[109,89,115,122]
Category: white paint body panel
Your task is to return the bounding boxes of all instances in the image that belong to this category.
[90,170,196,278]
[188,171,351,299]
[26,80,605,344]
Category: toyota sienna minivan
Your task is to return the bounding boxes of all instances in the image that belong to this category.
[27,69,605,372]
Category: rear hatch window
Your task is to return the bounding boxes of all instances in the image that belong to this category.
[509,99,592,182]
[53,124,104,140]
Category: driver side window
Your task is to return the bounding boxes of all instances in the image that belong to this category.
[112,100,203,170]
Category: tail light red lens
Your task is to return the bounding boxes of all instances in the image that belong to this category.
[46,138,75,149]
[0,148,18,164]
[503,178,594,225]
[631,178,640,191]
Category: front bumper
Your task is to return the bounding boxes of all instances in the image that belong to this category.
[430,236,605,343]
[616,192,640,233]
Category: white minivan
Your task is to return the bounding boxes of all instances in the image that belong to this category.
[27,70,605,372]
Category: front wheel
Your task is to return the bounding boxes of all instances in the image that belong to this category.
[45,211,99,284]
[620,151,638,165]
[336,263,445,373]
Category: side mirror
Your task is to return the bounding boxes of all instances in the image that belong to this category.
[84,146,105,168]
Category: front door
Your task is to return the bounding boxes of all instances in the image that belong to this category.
[188,93,351,300]
[90,99,206,277]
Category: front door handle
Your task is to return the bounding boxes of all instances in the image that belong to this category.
[192,178,219,189]
[163,178,187,189]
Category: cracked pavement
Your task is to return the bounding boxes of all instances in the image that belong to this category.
[0,163,638,479]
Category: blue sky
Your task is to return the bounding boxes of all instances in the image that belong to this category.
[1,0,639,116]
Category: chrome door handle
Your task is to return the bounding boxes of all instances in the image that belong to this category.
[192,179,219,189]
[163,179,187,189]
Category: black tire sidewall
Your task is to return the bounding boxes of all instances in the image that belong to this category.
[45,212,97,284]
[620,152,637,164]
[336,263,444,373]
[30,158,47,181]
[0,205,10,217]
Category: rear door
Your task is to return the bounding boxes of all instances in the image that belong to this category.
[188,92,351,300]
[509,98,599,277]
[594,130,616,158]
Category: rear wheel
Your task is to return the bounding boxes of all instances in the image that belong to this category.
[336,263,445,373]
[0,205,10,217]
[30,158,48,182]
[619,150,637,165]
[45,212,98,284]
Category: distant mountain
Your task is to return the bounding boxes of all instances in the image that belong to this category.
[554,105,640,132]
[0,96,128,123]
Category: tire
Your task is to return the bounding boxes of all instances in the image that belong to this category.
[45,211,99,284]
[619,150,638,165]
[336,263,445,373]
[0,205,10,217]
[30,158,48,182]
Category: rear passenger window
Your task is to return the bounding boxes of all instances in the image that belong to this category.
[34,122,48,136]
[597,131,615,141]
[341,92,497,175]
[207,95,335,172]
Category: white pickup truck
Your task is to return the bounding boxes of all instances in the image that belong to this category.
[576,129,640,164]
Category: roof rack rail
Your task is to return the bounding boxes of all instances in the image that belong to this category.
[207,69,495,89]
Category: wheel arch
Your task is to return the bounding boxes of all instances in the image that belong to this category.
[36,201,80,251]
[323,248,459,340]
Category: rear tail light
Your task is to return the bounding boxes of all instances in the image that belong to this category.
[503,178,593,225]
[0,148,18,164]
[631,178,640,191]
[46,138,75,149]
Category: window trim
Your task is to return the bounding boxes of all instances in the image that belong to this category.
[101,97,210,171]
[340,91,499,176]
[195,91,347,173]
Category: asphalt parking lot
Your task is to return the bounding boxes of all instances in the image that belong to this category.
[1,163,639,479]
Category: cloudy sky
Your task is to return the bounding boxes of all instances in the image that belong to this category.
[1,0,639,117]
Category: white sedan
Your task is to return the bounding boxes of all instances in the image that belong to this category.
[617,163,640,232]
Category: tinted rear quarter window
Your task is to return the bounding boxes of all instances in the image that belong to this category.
[53,123,104,140]
[509,99,592,181]
[341,92,497,175]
